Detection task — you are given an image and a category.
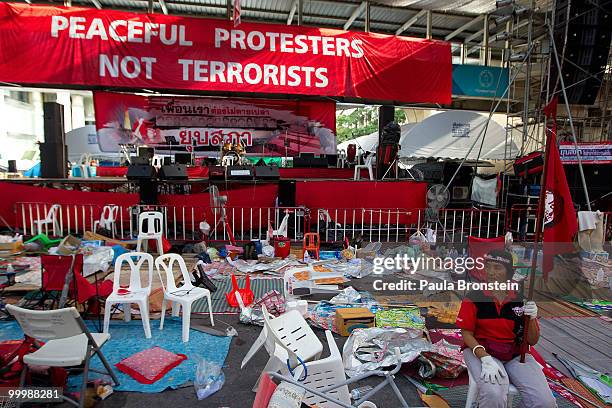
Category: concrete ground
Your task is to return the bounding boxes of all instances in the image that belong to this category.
[95,313,424,408]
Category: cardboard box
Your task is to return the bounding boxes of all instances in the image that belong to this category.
[57,235,82,255]
[335,307,375,336]
[0,239,23,254]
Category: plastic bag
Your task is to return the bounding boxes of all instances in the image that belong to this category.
[194,359,225,400]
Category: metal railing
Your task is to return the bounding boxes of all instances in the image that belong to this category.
[16,202,510,244]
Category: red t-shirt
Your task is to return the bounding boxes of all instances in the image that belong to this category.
[456,290,537,350]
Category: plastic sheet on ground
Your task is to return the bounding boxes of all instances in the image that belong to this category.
[342,327,431,377]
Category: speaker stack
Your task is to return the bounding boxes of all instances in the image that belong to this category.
[551,0,612,104]
[377,106,399,179]
[40,102,68,178]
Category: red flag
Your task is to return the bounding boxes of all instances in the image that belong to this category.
[233,0,241,27]
[542,97,577,277]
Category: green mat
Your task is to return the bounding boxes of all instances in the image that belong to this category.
[192,276,284,313]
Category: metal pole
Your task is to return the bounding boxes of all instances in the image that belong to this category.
[521,3,534,156]
[445,44,535,190]
[548,22,592,210]
[365,1,370,32]
[297,0,303,26]
[426,10,432,39]
[482,14,489,66]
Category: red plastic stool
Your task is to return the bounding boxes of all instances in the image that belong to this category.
[225,273,254,307]
[302,233,320,260]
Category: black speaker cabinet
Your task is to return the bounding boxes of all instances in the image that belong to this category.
[551,0,612,104]
[43,102,65,144]
[127,164,156,180]
[378,106,395,140]
[278,180,296,207]
[7,160,17,173]
[255,165,280,180]
[159,164,188,180]
[39,142,67,178]
[175,152,192,165]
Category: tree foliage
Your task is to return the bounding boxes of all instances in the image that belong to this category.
[336,107,407,143]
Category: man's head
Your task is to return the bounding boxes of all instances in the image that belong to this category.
[483,249,514,282]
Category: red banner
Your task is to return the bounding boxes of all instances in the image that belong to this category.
[93,91,336,156]
[0,3,451,104]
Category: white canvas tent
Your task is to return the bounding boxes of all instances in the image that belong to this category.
[398,110,519,161]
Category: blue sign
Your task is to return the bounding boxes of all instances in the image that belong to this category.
[452,64,509,98]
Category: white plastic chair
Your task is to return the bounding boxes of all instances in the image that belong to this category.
[465,368,518,408]
[34,204,61,236]
[93,205,119,237]
[155,254,214,342]
[103,252,153,339]
[293,330,351,408]
[221,155,235,166]
[243,304,323,391]
[136,211,164,255]
[151,155,164,169]
[6,305,119,408]
[354,154,374,180]
[337,149,347,168]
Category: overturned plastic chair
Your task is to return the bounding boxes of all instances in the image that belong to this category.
[269,346,409,408]
[6,305,119,408]
[242,304,323,392]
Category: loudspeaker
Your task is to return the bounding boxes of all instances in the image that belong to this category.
[278,180,296,207]
[137,146,155,160]
[551,0,612,104]
[378,106,395,140]
[159,164,188,180]
[255,165,280,180]
[43,102,65,144]
[8,160,17,173]
[175,152,192,165]
[127,164,156,180]
[39,142,67,178]
[163,156,172,166]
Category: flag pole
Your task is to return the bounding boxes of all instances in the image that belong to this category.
[519,123,551,363]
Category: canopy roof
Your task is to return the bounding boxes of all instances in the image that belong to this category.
[398,110,518,160]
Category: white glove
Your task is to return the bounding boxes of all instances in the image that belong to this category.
[523,300,538,319]
[480,355,507,384]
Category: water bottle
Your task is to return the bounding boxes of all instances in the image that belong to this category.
[304,250,311,264]
[351,386,373,400]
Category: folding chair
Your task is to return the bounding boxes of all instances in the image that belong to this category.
[6,305,119,408]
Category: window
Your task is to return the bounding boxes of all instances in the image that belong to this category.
[8,90,32,104]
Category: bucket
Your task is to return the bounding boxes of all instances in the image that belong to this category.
[273,236,291,259]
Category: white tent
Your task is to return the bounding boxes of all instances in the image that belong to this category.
[337,123,416,153]
[398,110,519,160]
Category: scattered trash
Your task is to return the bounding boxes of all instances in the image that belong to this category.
[351,385,374,400]
[194,359,225,400]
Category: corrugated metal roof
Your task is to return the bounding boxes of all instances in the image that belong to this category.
[13,0,539,42]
